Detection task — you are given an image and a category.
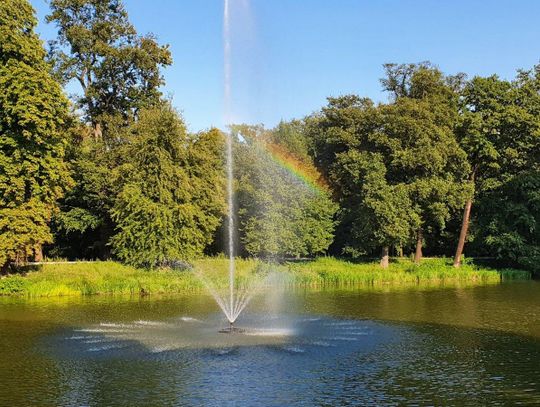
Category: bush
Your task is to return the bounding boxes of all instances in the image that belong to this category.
[0,276,28,294]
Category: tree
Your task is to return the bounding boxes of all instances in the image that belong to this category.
[453,71,540,266]
[46,0,172,141]
[382,65,470,263]
[0,0,72,270]
[309,64,469,266]
[232,125,337,259]
[476,172,540,275]
[332,149,415,267]
[46,0,172,258]
[109,104,226,267]
[268,120,312,163]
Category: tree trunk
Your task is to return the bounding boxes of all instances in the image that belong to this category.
[397,245,404,258]
[414,229,423,264]
[99,222,112,259]
[33,245,43,262]
[453,198,473,267]
[15,251,24,267]
[454,170,476,268]
[380,246,389,268]
[0,261,9,275]
[93,122,102,141]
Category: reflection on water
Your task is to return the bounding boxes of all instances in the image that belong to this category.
[0,281,539,405]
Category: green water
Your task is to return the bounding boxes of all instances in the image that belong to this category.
[1,281,539,405]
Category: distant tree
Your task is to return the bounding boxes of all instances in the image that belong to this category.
[0,0,72,270]
[109,105,226,267]
[268,120,312,162]
[381,62,466,101]
[46,0,172,141]
[381,62,429,99]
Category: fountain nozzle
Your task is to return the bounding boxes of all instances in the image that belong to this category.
[218,320,245,334]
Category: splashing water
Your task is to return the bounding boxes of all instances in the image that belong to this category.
[195,269,270,324]
[225,110,235,322]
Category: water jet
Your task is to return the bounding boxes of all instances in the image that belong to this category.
[194,0,265,330]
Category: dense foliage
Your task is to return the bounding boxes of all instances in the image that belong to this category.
[1,0,539,276]
[0,0,71,270]
[232,124,336,258]
[475,172,540,274]
[110,105,226,267]
[308,66,471,266]
[45,0,173,261]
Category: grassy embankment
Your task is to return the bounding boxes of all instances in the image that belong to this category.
[0,257,530,297]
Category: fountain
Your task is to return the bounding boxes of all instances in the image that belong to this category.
[193,0,259,333]
[218,322,245,334]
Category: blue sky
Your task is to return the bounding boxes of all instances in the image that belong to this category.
[32,0,540,132]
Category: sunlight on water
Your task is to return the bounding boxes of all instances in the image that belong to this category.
[1,284,540,405]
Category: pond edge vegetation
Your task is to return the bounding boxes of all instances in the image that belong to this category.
[0,258,530,298]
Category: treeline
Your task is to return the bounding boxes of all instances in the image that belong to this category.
[1,0,539,275]
[1,0,227,270]
[300,63,540,272]
[227,66,540,275]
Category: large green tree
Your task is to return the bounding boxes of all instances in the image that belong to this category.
[109,104,226,267]
[382,64,470,263]
[309,64,469,267]
[0,0,72,269]
[47,0,172,258]
[47,0,172,141]
[453,71,540,266]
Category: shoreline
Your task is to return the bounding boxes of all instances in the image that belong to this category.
[0,257,531,298]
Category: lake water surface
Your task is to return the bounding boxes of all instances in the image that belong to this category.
[1,281,539,406]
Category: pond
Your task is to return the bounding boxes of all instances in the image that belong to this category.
[1,281,539,406]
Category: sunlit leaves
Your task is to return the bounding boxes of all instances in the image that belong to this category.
[0,0,71,267]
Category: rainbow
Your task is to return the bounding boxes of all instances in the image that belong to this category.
[262,142,329,195]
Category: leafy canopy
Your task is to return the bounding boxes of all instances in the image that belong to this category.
[110,104,226,267]
[47,0,172,138]
[0,0,71,267]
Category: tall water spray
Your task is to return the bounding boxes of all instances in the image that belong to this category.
[224,0,236,324]
[225,120,235,323]
[195,0,264,330]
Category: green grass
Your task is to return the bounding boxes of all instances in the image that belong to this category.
[285,257,530,287]
[0,257,531,297]
[0,261,202,297]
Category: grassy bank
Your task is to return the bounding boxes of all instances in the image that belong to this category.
[0,257,530,297]
[286,257,529,287]
[0,262,202,297]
